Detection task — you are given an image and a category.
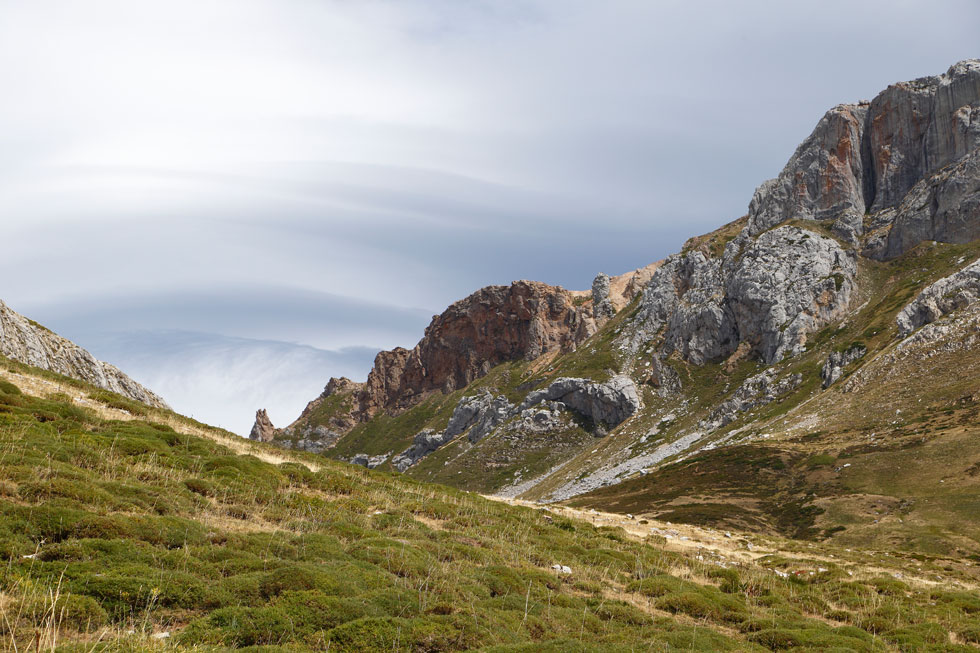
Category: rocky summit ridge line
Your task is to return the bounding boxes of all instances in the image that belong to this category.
[252,62,980,540]
[0,299,167,408]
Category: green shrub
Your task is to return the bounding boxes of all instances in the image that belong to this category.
[17,593,107,632]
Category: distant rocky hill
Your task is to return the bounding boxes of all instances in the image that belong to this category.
[0,299,168,408]
[256,61,980,549]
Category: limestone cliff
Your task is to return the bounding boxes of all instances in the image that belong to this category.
[0,299,167,408]
[747,60,980,258]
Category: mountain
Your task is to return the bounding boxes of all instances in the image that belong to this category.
[0,299,167,408]
[264,60,980,553]
[5,330,980,651]
[4,58,980,653]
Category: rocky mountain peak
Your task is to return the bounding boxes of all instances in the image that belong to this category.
[747,59,980,257]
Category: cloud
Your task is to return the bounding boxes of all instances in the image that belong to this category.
[69,329,379,435]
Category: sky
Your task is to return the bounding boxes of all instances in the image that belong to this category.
[0,1,976,434]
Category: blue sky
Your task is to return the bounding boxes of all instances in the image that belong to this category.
[1,0,977,433]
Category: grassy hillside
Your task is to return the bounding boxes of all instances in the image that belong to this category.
[571,239,980,556]
[3,358,980,650]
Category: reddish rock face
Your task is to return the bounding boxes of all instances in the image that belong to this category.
[312,280,596,428]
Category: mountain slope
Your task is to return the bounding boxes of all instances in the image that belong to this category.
[4,354,980,651]
[0,299,167,408]
[271,60,980,556]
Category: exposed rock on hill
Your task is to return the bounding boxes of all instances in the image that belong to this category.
[897,255,980,336]
[270,61,980,511]
[701,370,802,431]
[591,273,615,321]
[380,375,641,472]
[0,299,167,408]
[520,376,640,429]
[290,280,595,434]
[821,345,867,387]
[248,409,275,442]
[632,226,856,365]
[446,391,515,444]
[747,60,980,258]
[391,429,453,472]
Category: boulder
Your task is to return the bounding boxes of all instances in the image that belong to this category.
[520,376,640,428]
[351,453,390,469]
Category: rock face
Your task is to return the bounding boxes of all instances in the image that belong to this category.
[747,103,870,234]
[0,299,167,408]
[633,226,856,365]
[701,370,803,431]
[867,149,980,260]
[391,429,455,472]
[310,280,595,430]
[387,376,641,472]
[446,391,515,444]
[248,409,276,442]
[591,273,615,321]
[520,376,641,429]
[897,256,980,336]
[747,60,980,258]
[821,345,867,388]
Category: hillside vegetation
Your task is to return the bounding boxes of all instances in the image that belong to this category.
[3,357,980,651]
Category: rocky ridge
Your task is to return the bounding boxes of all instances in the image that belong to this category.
[357,375,640,472]
[0,299,167,408]
[747,60,980,252]
[283,280,596,437]
[265,61,980,510]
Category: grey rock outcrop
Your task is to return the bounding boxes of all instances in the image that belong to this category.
[249,409,276,442]
[445,390,516,444]
[701,370,802,431]
[821,345,867,388]
[727,227,856,363]
[391,429,455,472]
[897,256,980,336]
[351,453,390,469]
[747,102,870,235]
[632,226,856,365]
[520,376,640,428]
[0,299,167,408]
[746,60,980,259]
[512,402,566,433]
[592,273,615,321]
